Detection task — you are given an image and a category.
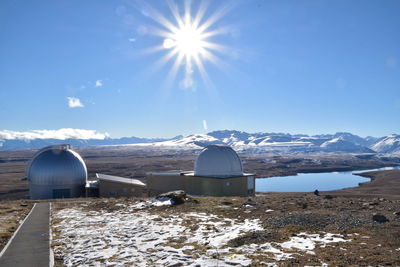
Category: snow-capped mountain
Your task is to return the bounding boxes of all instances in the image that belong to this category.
[133,134,224,148]
[133,131,380,153]
[320,137,375,153]
[0,129,399,154]
[0,136,175,150]
[370,134,400,153]
[205,130,374,152]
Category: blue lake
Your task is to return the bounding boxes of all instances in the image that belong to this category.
[256,166,400,192]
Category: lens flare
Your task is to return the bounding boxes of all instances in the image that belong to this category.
[140,0,232,89]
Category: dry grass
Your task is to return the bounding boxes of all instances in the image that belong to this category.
[0,201,33,251]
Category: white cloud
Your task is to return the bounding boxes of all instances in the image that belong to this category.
[67,97,84,108]
[202,120,208,131]
[95,80,103,87]
[128,38,136,42]
[0,128,110,140]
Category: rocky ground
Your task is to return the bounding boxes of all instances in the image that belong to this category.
[51,192,400,266]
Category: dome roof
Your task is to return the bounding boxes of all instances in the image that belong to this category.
[194,145,243,178]
[27,145,87,185]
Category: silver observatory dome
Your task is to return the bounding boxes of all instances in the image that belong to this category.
[27,145,87,199]
[194,145,243,178]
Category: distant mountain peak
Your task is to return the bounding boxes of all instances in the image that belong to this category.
[371,134,400,153]
[0,129,399,154]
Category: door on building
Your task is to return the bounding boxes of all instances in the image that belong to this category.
[53,188,71,198]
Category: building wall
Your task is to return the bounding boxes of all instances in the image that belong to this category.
[146,175,255,197]
[29,183,85,200]
[98,180,147,198]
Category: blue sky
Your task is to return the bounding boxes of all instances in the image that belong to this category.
[1,0,399,138]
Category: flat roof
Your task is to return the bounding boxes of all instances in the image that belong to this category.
[184,172,254,177]
[146,171,193,176]
[147,171,254,178]
[96,173,146,187]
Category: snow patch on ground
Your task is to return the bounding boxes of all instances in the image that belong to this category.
[130,198,173,209]
[280,233,350,250]
[52,202,353,266]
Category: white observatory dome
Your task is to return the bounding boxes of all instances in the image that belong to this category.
[27,145,87,199]
[194,145,243,178]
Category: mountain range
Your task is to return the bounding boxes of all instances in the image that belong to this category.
[1,130,400,154]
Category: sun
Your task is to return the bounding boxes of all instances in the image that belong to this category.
[140,0,231,89]
[163,15,205,59]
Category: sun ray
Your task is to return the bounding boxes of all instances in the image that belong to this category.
[198,49,229,73]
[151,48,180,72]
[140,45,165,55]
[184,0,191,23]
[165,52,186,89]
[200,41,227,53]
[167,0,184,29]
[144,26,174,39]
[140,0,233,89]
[192,0,209,29]
[138,0,178,33]
[196,3,234,33]
[199,26,231,39]
[193,54,211,85]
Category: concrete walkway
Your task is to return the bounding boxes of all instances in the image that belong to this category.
[0,202,51,267]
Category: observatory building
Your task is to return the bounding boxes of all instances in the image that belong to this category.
[27,145,87,199]
[25,144,254,199]
[26,144,147,199]
[146,145,255,197]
